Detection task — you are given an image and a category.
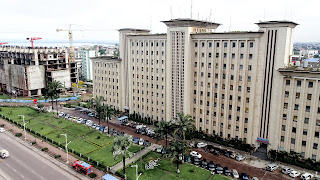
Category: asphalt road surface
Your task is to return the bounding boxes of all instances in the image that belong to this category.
[0,132,78,180]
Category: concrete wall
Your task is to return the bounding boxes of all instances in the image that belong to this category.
[10,65,27,93]
[27,65,45,90]
[51,70,71,88]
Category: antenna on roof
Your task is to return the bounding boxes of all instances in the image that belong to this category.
[170,6,173,19]
[209,9,212,22]
[190,0,193,19]
[213,9,216,22]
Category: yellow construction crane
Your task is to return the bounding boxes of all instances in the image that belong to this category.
[56,24,115,63]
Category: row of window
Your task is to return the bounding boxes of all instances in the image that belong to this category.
[195,41,254,48]
[284,91,315,100]
[195,52,253,59]
[95,63,118,68]
[195,62,253,71]
[132,58,164,65]
[132,50,164,56]
[283,103,320,113]
[281,136,319,150]
[132,41,165,47]
[285,79,315,88]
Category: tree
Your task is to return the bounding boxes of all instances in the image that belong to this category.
[167,140,188,173]
[93,96,106,125]
[105,104,115,134]
[174,112,195,141]
[155,120,174,149]
[49,80,63,116]
[111,136,133,178]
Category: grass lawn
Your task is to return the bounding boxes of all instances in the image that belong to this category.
[119,152,213,180]
[0,94,11,99]
[46,131,76,144]
[28,123,57,136]
[48,118,74,129]
[128,145,142,153]
[63,124,92,137]
[85,131,113,147]
[211,175,231,180]
[68,139,99,155]
[88,145,121,167]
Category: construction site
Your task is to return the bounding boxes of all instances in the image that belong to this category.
[0,46,78,97]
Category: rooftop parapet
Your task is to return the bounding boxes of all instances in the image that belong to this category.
[161,18,221,29]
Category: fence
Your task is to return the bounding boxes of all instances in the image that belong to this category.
[0,96,80,103]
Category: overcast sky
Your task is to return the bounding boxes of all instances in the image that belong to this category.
[1,0,319,43]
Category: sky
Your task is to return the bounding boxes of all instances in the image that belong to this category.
[1,0,319,44]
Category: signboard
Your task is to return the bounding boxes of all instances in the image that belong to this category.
[257,138,269,144]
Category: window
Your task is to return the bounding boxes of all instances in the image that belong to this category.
[232,42,236,47]
[308,81,313,88]
[286,80,290,85]
[282,125,286,131]
[224,53,227,58]
[281,136,285,142]
[313,143,318,149]
[216,42,220,47]
[216,53,219,58]
[250,42,254,48]
[302,141,306,146]
[241,42,245,47]
[224,42,227,47]
[240,54,244,59]
[306,106,310,112]
[208,53,212,58]
[249,54,253,59]
[297,80,301,87]
[291,138,295,144]
[202,42,205,47]
[248,65,252,71]
[303,129,308,135]
[292,127,296,133]
[304,118,309,124]
[283,114,287,120]
[209,42,212,47]
[248,76,251,82]
[194,42,198,47]
[232,53,235,59]
[296,93,300,99]
[239,65,243,70]
[312,154,317,160]
[315,131,319,138]
[307,94,312,100]
[294,104,299,110]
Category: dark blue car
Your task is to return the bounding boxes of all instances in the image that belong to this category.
[240,173,249,180]
[100,126,105,131]
[133,137,139,143]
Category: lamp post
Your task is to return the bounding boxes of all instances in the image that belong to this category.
[131,164,142,180]
[61,134,71,164]
[18,115,28,141]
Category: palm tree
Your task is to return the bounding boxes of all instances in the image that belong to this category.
[105,104,115,134]
[167,140,188,173]
[155,120,174,149]
[174,112,195,141]
[111,136,133,178]
[49,80,63,116]
[93,96,105,125]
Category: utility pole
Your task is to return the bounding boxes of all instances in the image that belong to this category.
[61,134,72,164]
[18,115,28,141]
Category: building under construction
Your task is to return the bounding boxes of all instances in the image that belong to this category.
[0,46,78,97]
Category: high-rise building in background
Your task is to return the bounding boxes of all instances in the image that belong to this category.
[81,49,96,81]
[92,19,320,160]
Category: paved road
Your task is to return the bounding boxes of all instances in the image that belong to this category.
[0,132,78,180]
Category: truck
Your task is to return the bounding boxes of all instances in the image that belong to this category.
[0,149,9,158]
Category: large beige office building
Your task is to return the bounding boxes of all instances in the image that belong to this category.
[93,19,320,160]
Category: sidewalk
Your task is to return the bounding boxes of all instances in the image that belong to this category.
[0,118,106,179]
[110,144,158,174]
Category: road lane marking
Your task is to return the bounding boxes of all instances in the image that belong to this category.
[12,168,17,173]
[32,171,36,174]
[20,174,24,178]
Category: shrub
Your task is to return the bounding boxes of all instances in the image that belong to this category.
[15,133,22,137]
[41,147,48,152]
[96,136,100,139]
[88,173,96,178]
[55,154,61,159]
[189,169,196,173]
[31,141,37,145]
[0,124,4,127]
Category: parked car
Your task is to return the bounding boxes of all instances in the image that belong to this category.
[75,106,82,110]
[197,142,208,148]
[236,155,246,161]
[207,161,215,171]
[86,120,92,126]
[214,149,221,155]
[193,157,200,165]
[87,122,93,127]
[81,119,87,124]
[282,167,293,174]
[95,125,101,130]
[266,164,279,172]
[190,151,202,159]
[113,130,118,136]
[138,138,144,146]
[133,137,139,144]
[215,164,223,174]
[0,128,5,133]
[223,167,231,176]
[58,112,65,117]
[232,169,239,179]
[205,145,214,153]
[156,146,163,153]
[300,173,313,180]
[88,113,95,117]
[100,126,105,131]
[144,140,150,146]
[201,159,207,169]
[76,119,82,123]
[240,173,249,180]
[252,177,259,180]
[189,141,196,148]
[92,124,97,129]
[289,171,301,178]
[104,127,109,133]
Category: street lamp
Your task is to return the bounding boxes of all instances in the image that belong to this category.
[60,134,72,164]
[18,115,28,141]
[131,164,142,180]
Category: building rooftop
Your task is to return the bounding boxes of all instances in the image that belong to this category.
[161,18,221,29]
[278,66,320,73]
[118,28,150,33]
[91,56,121,62]
[255,20,298,28]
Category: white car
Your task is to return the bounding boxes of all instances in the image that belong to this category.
[300,173,313,180]
[266,164,279,172]
[104,127,109,133]
[197,142,208,148]
[236,155,246,161]
[289,170,301,178]
[232,169,239,179]
[96,125,101,130]
[282,167,293,174]
[86,120,92,125]
[76,119,82,123]
[190,151,202,159]
[138,138,144,145]
[0,128,5,133]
